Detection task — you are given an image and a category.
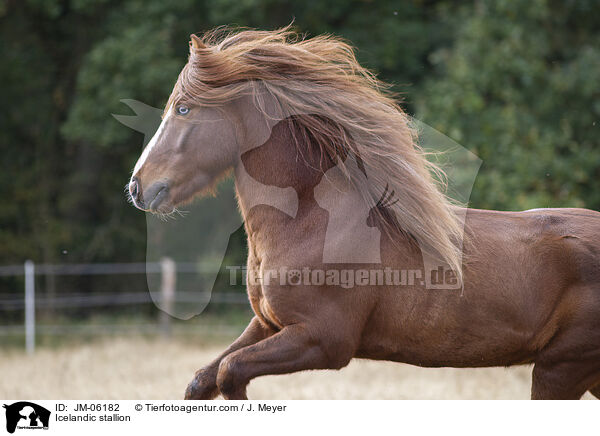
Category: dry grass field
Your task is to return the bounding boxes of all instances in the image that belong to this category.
[0,337,596,400]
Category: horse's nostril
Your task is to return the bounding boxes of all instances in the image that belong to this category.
[129,177,141,202]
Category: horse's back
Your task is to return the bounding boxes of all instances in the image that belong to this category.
[467,206,600,263]
[519,207,600,283]
[471,206,600,339]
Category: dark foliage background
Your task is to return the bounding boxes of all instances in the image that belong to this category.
[0,0,598,325]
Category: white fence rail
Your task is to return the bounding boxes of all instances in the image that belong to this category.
[0,259,248,353]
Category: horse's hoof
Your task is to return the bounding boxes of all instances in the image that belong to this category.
[184,377,219,400]
[184,381,198,400]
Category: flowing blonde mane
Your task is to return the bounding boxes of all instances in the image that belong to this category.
[169,26,465,280]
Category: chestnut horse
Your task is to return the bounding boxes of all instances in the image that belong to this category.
[128,27,600,399]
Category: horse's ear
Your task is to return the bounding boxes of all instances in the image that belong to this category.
[190,34,206,51]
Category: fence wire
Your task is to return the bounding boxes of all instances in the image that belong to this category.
[0,261,249,349]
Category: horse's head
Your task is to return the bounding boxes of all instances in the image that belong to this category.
[128,36,251,213]
[128,101,242,213]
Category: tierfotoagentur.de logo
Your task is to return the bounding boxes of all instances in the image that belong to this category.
[2,402,50,434]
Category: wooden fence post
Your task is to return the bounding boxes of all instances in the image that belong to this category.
[159,257,176,337]
[24,260,35,354]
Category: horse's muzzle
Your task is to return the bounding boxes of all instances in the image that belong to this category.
[129,177,169,212]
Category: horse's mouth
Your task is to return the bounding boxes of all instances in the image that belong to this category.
[148,185,169,212]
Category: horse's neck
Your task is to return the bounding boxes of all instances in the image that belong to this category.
[234,119,381,263]
[234,119,329,239]
[233,162,300,224]
[236,119,324,199]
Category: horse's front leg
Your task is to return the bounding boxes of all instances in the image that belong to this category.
[185,316,273,399]
[216,324,355,400]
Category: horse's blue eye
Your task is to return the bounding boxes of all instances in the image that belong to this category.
[176,105,190,115]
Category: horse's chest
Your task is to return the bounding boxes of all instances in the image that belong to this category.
[246,257,284,330]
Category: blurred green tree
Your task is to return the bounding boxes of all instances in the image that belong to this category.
[418,0,600,210]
